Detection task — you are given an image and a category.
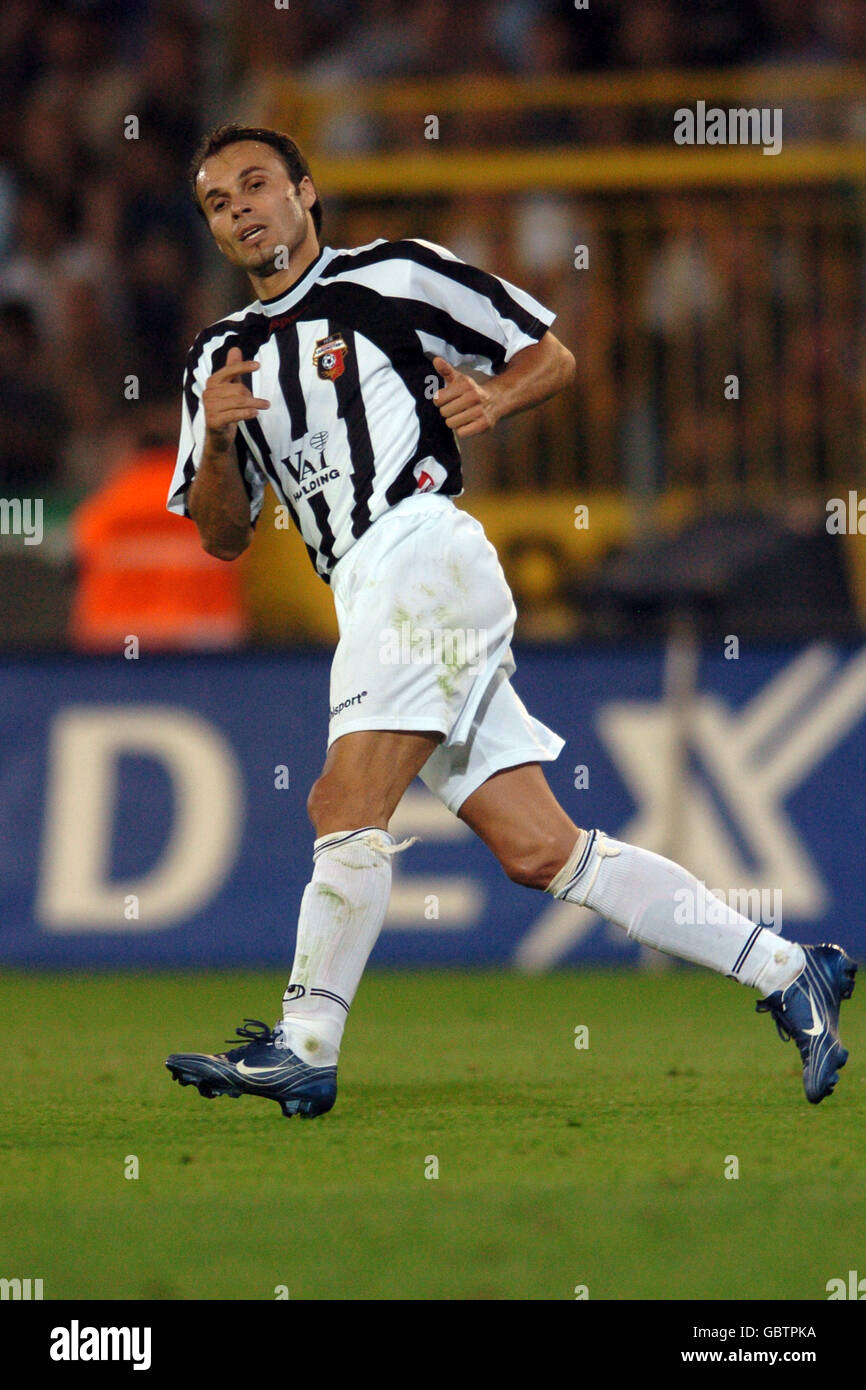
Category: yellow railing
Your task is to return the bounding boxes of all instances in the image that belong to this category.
[257,69,866,506]
[267,64,866,140]
[260,144,866,195]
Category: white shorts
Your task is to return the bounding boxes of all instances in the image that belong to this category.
[328,494,564,813]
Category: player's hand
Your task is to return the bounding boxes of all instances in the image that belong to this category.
[203,346,271,452]
[432,357,497,437]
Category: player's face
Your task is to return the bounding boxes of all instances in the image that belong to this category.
[197,141,316,280]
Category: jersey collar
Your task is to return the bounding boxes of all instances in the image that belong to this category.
[258,247,336,315]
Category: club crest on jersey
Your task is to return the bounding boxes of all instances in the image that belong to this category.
[313,333,349,380]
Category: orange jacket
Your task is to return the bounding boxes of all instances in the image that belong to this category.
[70,446,247,651]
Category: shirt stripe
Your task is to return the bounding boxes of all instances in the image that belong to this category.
[169,237,556,582]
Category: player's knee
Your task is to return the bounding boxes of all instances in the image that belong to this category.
[307,771,387,836]
[307,774,340,833]
[501,840,571,891]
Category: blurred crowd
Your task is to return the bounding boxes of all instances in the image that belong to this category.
[1,0,864,503]
[0,0,211,498]
[234,0,866,81]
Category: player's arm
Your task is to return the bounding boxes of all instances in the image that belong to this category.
[188,346,271,560]
[433,331,575,438]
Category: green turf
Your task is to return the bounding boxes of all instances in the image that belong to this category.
[0,968,863,1300]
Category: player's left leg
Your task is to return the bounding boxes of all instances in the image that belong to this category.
[458,761,856,1103]
[459,762,805,990]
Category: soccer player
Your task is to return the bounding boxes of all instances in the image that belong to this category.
[165,124,855,1116]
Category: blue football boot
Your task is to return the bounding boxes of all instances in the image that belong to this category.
[166,1019,337,1118]
[756,944,857,1103]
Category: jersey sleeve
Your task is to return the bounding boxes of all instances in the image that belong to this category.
[397,238,556,375]
[167,335,268,527]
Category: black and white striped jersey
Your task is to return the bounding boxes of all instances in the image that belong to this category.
[167,237,555,583]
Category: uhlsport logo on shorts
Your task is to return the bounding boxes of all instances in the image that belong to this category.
[330,690,368,719]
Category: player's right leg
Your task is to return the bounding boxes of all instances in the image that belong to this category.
[166,728,440,1118]
[274,727,441,1069]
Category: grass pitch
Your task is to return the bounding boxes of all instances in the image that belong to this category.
[1,968,863,1301]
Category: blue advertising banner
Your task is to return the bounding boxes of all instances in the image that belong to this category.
[2,645,865,968]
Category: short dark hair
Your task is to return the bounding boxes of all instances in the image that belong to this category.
[189,123,322,237]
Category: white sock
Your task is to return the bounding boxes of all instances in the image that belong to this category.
[279,827,414,1065]
[546,830,804,994]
